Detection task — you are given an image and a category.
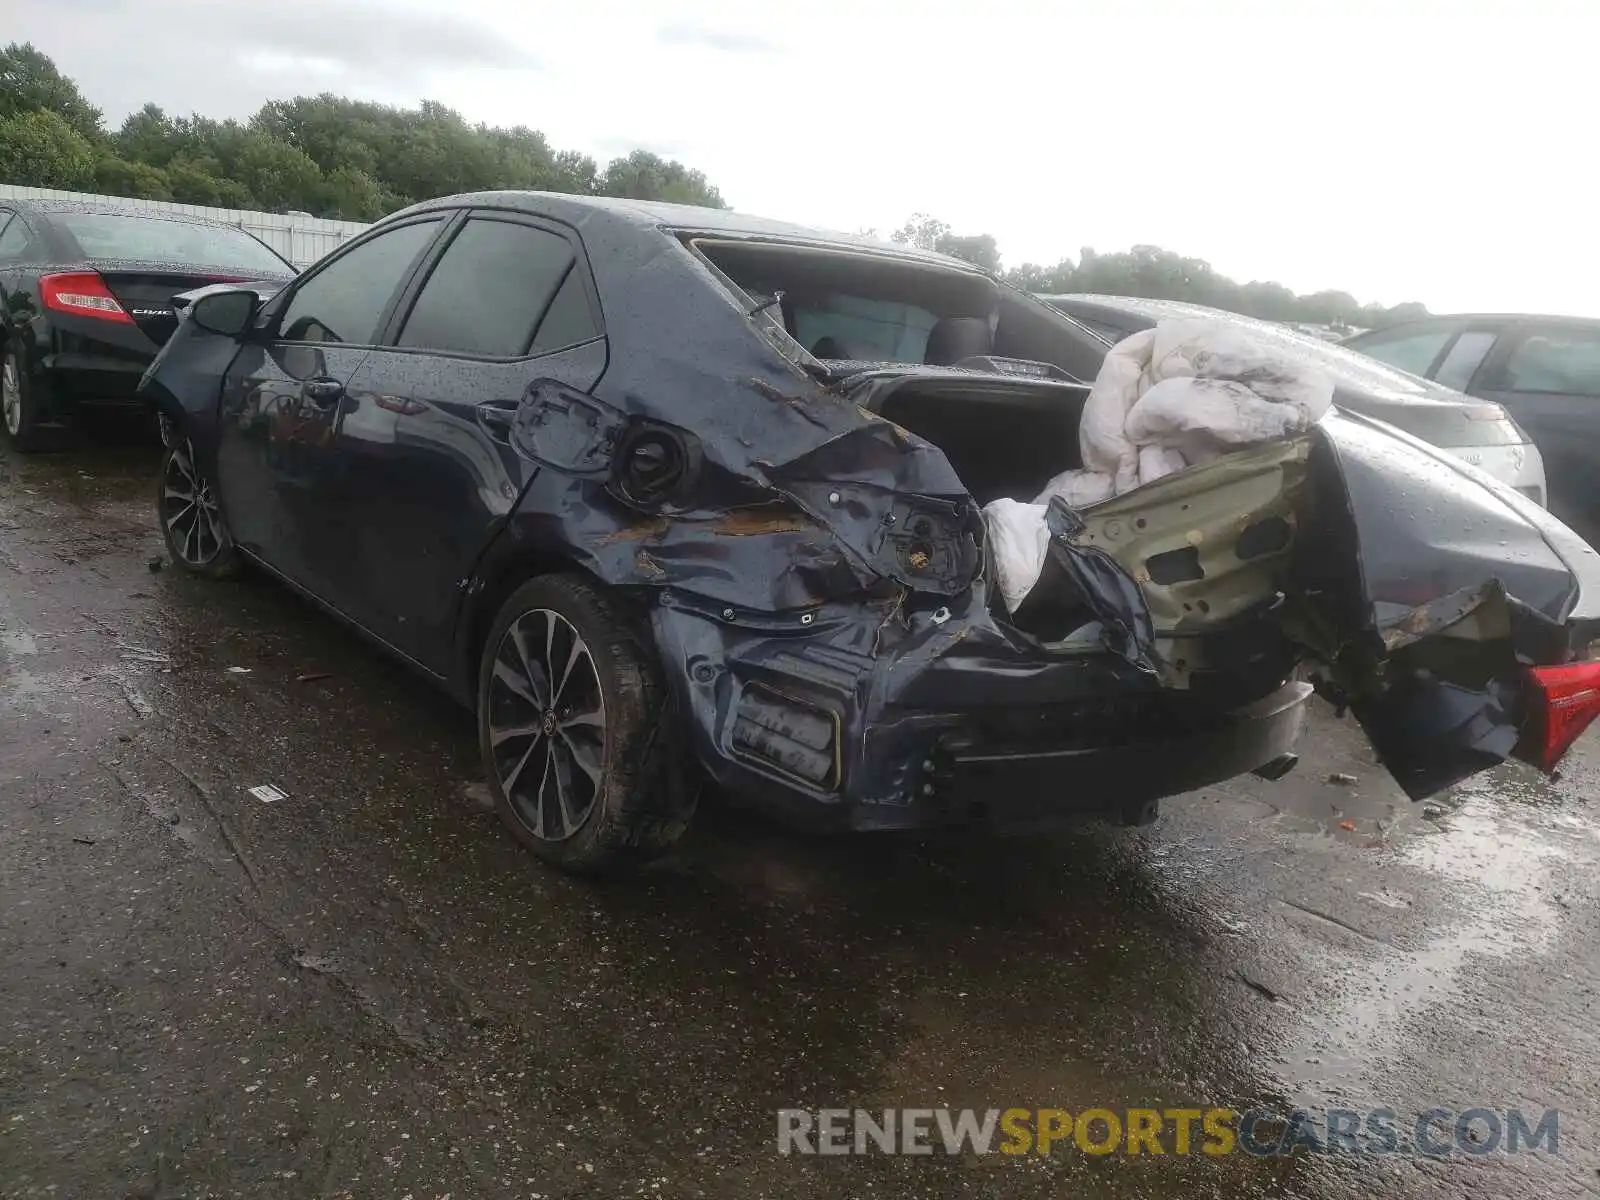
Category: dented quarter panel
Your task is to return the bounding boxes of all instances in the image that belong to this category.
[489,199,983,597]
[1299,412,1600,795]
[1317,410,1587,629]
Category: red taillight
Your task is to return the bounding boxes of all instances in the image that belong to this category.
[40,272,134,324]
[1519,662,1600,772]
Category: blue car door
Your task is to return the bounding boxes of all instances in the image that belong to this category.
[214,215,448,601]
[320,209,608,673]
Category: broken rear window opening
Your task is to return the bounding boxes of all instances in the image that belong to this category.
[687,236,1107,382]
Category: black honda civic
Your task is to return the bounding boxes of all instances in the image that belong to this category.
[0,199,297,450]
[139,191,1600,873]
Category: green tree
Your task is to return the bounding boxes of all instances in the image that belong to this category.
[1379,301,1429,327]
[209,124,324,211]
[320,165,389,221]
[598,150,724,207]
[93,154,172,200]
[252,95,384,177]
[0,108,96,188]
[1297,289,1361,326]
[114,104,184,167]
[1237,279,1298,322]
[5,47,733,218]
[892,213,952,251]
[1002,240,1430,329]
[1005,259,1075,294]
[164,156,254,208]
[0,42,102,140]
[937,233,1000,272]
[552,149,599,194]
[890,214,1001,271]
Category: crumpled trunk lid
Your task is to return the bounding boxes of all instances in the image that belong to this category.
[1016,411,1600,800]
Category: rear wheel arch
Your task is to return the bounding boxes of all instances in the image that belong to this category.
[156,438,242,578]
[475,570,694,871]
[144,386,190,434]
[461,548,611,704]
[1,336,50,451]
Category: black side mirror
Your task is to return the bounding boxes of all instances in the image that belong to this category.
[190,289,258,338]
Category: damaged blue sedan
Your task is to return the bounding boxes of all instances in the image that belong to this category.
[139,192,1600,871]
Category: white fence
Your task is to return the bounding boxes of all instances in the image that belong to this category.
[0,184,372,267]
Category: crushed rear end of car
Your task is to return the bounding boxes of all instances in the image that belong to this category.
[499,367,1600,833]
[477,227,1600,833]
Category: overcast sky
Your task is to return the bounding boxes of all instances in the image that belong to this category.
[14,0,1593,314]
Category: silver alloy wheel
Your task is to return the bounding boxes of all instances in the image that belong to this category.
[487,608,607,841]
[2,355,20,437]
[161,440,225,566]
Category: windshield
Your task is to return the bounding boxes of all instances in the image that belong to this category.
[55,212,293,274]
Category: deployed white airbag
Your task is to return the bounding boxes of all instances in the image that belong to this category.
[985,319,1334,613]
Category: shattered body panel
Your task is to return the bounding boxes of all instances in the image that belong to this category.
[139,191,1600,831]
[1296,412,1600,796]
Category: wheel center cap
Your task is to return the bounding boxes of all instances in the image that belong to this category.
[542,712,556,735]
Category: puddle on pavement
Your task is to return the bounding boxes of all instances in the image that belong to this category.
[1272,759,1593,1109]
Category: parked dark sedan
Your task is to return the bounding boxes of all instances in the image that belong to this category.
[0,199,296,450]
[1342,313,1600,516]
[140,192,1600,872]
[1039,294,1549,505]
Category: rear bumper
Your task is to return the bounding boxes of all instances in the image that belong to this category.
[45,353,150,406]
[927,681,1311,831]
[652,597,1312,834]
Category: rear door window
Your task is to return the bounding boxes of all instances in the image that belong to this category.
[1432,329,1499,391]
[528,267,601,354]
[1484,325,1600,395]
[277,219,442,345]
[1345,325,1455,376]
[397,218,582,357]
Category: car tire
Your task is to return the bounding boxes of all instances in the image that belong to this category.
[477,573,696,873]
[155,437,243,579]
[1,345,49,454]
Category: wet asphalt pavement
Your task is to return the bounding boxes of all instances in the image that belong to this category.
[2,433,1598,1200]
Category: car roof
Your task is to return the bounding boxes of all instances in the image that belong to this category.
[1046,293,1600,331]
[396,190,981,271]
[1037,293,1498,409]
[1351,312,1600,332]
[1040,293,1244,324]
[8,198,244,230]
